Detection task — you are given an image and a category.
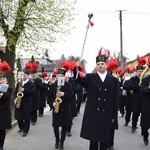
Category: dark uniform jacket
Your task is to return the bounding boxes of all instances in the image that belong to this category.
[74,72,120,143]
[123,79,133,112]
[68,77,78,117]
[128,76,143,113]
[140,75,150,128]
[31,78,42,110]
[14,80,35,120]
[48,81,73,127]
[0,86,12,129]
[39,82,48,108]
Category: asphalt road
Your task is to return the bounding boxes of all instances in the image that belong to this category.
[4,103,150,150]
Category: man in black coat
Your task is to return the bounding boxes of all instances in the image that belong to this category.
[0,71,12,150]
[139,63,150,145]
[73,48,120,150]
[48,68,73,150]
[14,70,35,137]
[30,70,43,125]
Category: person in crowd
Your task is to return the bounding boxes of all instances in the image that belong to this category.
[139,56,150,145]
[14,66,35,137]
[65,70,78,137]
[38,72,49,117]
[47,71,57,111]
[30,61,43,125]
[73,47,120,150]
[0,61,12,150]
[128,56,145,133]
[106,59,120,150]
[76,84,84,114]
[48,63,73,150]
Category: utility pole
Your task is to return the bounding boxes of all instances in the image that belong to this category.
[119,10,124,67]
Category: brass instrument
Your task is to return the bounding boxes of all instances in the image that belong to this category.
[54,85,62,113]
[140,64,149,84]
[16,79,24,108]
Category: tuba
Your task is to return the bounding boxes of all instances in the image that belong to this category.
[54,85,62,113]
[16,79,24,108]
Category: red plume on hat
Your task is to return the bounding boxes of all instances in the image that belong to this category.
[61,61,71,72]
[53,70,58,75]
[118,67,124,76]
[106,59,118,71]
[125,66,131,73]
[138,56,146,66]
[32,61,39,70]
[0,61,11,73]
[98,47,110,59]
[25,62,32,71]
[70,61,77,70]
[42,72,48,78]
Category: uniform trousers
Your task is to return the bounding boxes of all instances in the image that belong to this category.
[0,129,6,148]
[39,107,44,115]
[142,127,149,139]
[17,119,30,133]
[31,110,37,123]
[132,112,140,128]
[53,126,67,144]
[89,141,107,150]
[107,129,115,148]
[125,110,132,124]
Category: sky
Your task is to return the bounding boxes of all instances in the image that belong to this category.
[49,0,150,73]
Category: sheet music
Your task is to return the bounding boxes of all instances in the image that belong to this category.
[0,84,9,92]
[57,77,65,86]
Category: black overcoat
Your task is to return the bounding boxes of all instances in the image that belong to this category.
[139,75,150,128]
[123,79,133,112]
[75,72,120,143]
[39,82,48,108]
[31,78,42,110]
[14,80,35,120]
[0,86,12,129]
[128,76,143,113]
[48,81,73,127]
[68,77,78,117]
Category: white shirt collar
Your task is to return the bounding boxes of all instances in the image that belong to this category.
[97,71,107,82]
[22,79,29,86]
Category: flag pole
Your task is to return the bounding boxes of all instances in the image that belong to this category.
[80,13,93,59]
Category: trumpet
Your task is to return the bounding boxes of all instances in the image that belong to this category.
[16,79,24,108]
[54,85,62,113]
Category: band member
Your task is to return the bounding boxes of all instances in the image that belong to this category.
[14,66,35,137]
[73,48,120,150]
[48,62,73,150]
[38,72,49,117]
[0,61,12,150]
[30,62,43,125]
[129,56,145,133]
[139,57,150,145]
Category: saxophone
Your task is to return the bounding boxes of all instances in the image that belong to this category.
[139,64,149,84]
[16,79,24,108]
[54,85,62,113]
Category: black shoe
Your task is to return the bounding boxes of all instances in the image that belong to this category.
[32,122,36,125]
[59,143,64,150]
[22,132,27,137]
[124,122,128,126]
[66,131,72,137]
[121,114,124,117]
[55,141,59,149]
[143,138,149,145]
[131,127,137,132]
[107,147,115,150]
[39,114,43,117]
[18,129,23,132]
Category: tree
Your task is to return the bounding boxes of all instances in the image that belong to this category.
[16,57,22,71]
[0,0,76,90]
